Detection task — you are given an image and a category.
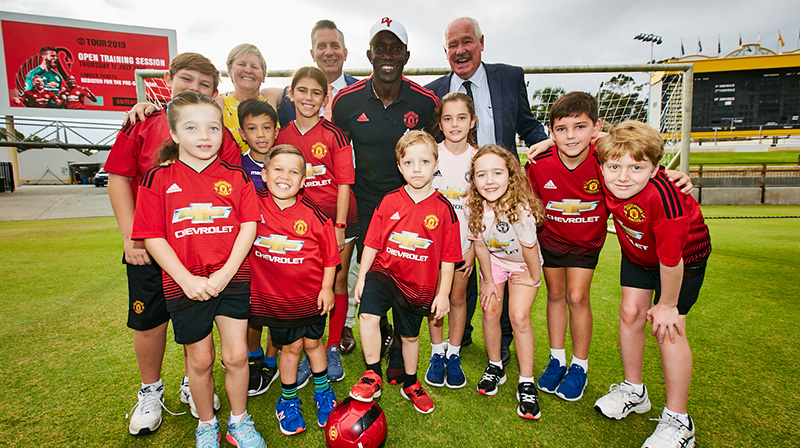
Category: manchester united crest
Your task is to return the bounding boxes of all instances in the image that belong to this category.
[213,180,233,196]
[424,214,439,230]
[404,111,419,128]
[623,203,646,223]
[311,142,328,159]
[584,178,601,194]
[294,219,308,235]
[132,300,145,314]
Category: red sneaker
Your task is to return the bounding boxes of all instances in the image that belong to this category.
[349,371,382,402]
[401,381,435,414]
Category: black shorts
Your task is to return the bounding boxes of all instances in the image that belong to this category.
[169,287,250,345]
[541,246,600,269]
[270,319,326,346]
[620,255,707,315]
[125,256,169,331]
[358,277,424,338]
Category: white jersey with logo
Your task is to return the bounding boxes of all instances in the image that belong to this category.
[468,204,543,272]
[432,141,476,254]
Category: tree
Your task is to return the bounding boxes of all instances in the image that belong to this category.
[530,87,566,122]
[597,74,648,129]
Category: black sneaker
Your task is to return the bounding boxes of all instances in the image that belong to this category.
[380,322,394,359]
[516,382,541,420]
[262,365,279,392]
[477,364,506,396]
[386,345,405,385]
[248,356,279,397]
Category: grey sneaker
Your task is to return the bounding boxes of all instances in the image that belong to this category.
[296,356,312,389]
[326,346,345,382]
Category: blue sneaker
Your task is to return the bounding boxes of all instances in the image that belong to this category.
[425,353,446,387]
[326,346,345,382]
[225,413,266,448]
[314,389,337,427]
[537,356,567,393]
[196,421,220,448]
[555,364,587,401]
[275,397,306,436]
[444,353,467,388]
[296,356,311,389]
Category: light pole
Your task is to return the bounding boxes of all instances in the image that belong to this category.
[634,33,663,63]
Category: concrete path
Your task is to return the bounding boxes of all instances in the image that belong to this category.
[0,184,114,221]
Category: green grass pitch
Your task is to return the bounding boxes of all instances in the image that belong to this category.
[0,206,798,447]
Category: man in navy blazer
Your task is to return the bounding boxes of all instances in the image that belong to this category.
[425,17,548,367]
[425,17,547,156]
[278,19,359,125]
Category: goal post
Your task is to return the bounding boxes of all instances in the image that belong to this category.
[135,63,693,173]
[519,63,693,173]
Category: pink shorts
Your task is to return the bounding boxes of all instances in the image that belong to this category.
[485,261,542,288]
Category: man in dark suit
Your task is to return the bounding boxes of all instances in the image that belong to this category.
[425,17,549,366]
[277,20,359,125]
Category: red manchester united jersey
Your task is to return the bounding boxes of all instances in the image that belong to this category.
[249,191,341,328]
[365,187,462,308]
[275,118,358,225]
[105,109,242,202]
[62,87,92,109]
[19,89,58,108]
[605,170,711,268]
[131,158,260,310]
[527,145,608,254]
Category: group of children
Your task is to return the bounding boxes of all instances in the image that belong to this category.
[109,49,709,448]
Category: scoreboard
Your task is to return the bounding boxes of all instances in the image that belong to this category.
[692,67,800,133]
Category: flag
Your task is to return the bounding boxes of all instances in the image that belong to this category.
[739,33,742,46]
[698,37,702,53]
[778,31,785,47]
[758,31,761,43]
[718,35,721,55]
[680,39,685,56]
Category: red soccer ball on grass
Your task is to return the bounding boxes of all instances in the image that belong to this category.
[325,397,387,448]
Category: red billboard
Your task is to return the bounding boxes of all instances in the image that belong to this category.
[0,12,175,119]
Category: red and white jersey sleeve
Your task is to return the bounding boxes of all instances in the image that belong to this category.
[527,145,608,254]
[249,191,341,327]
[605,170,711,268]
[468,205,543,272]
[275,118,358,224]
[432,142,477,254]
[131,158,259,308]
[364,187,462,308]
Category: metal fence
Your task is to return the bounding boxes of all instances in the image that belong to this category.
[1,117,118,150]
[692,163,800,187]
[692,163,800,204]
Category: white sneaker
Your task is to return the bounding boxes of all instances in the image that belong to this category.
[642,414,695,448]
[180,376,221,419]
[126,384,164,435]
[594,382,651,420]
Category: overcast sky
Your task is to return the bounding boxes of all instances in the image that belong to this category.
[2,0,798,95]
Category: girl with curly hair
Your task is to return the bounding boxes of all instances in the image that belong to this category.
[465,144,546,420]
